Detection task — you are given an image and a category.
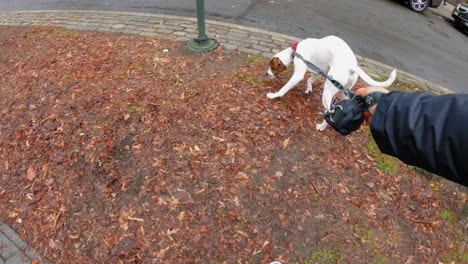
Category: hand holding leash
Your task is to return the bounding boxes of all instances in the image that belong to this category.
[324,87,389,135]
[355,87,390,125]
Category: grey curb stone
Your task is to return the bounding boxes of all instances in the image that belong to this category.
[223,35,259,45]
[5,253,29,264]
[0,223,27,250]
[0,221,49,264]
[122,29,140,34]
[252,44,272,52]
[139,31,158,37]
[155,29,174,34]
[0,235,18,259]
[226,31,248,38]
[238,47,261,55]
[227,40,252,48]
[133,21,154,27]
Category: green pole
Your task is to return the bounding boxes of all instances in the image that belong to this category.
[188,0,219,52]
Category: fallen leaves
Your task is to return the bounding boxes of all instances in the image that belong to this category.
[0,25,462,264]
[26,165,37,182]
[282,137,290,149]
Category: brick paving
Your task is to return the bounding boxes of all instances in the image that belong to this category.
[0,221,48,264]
[0,8,454,263]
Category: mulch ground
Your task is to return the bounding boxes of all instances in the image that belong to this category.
[0,26,466,264]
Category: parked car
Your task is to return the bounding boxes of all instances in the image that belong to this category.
[405,0,443,13]
[452,3,468,32]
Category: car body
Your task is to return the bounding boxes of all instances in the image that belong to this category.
[452,3,468,33]
[405,0,443,13]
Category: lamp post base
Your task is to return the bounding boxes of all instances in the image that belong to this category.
[188,38,219,52]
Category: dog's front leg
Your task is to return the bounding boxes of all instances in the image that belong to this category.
[267,71,306,99]
[316,81,339,131]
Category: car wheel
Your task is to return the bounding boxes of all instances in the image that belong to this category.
[408,0,429,13]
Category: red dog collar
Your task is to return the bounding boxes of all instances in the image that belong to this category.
[291,42,299,59]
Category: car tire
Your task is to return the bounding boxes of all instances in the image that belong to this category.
[408,0,429,13]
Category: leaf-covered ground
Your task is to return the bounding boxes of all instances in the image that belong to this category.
[0,26,466,264]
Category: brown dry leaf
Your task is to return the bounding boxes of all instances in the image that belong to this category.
[156,247,170,259]
[282,137,290,149]
[237,230,249,237]
[26,165,36,181]
[8,212,18,218]
[177,211,185,221]
[275,171,283,178]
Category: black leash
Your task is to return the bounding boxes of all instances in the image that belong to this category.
[292,50,354,100]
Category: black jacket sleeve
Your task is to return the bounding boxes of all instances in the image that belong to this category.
[370,92,468,186]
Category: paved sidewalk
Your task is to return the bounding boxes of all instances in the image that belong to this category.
[0,10,452,94]
[0,221,48,264]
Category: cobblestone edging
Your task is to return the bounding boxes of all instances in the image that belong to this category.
[0,220,49,264]
[0,10,452,94]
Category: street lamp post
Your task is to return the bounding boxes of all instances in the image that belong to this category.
[188,0,219,52]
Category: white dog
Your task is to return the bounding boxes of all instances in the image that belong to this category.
[266,35,396,131]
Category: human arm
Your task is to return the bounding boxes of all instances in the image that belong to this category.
[356,88,468,186]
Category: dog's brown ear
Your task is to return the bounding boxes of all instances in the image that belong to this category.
[270,57,286,75]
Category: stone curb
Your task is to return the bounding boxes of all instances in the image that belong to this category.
[0,221,49,264]
[0,10,453,94]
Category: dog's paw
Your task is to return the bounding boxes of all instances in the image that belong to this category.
[267,93,277,99]
[316,122,327,131]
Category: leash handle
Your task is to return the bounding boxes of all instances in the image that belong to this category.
[354,92,385,110]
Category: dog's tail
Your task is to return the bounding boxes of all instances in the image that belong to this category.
[351,66,397,88]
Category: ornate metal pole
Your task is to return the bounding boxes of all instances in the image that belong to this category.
[188,0,219,51]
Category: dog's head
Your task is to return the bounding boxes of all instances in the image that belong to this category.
[266,48,293,78]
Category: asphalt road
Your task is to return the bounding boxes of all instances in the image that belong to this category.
[1,0,467,92]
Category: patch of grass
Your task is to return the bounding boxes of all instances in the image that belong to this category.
[247,54,263,65]
[235,73,260,88]
[308,194,319,203]
[53,28,81,38]
[307,246,345,264]
[370,251,390,264]
[354,227,391,264]
[127,106,138,112]
[365,139,399,174]
[441,208,456,225]
[131,63,145,68]
[365,126,372,136]
[362,230,373,241]
[440,232,468,263]
[375,73,389,82]
[243,75,259,87]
